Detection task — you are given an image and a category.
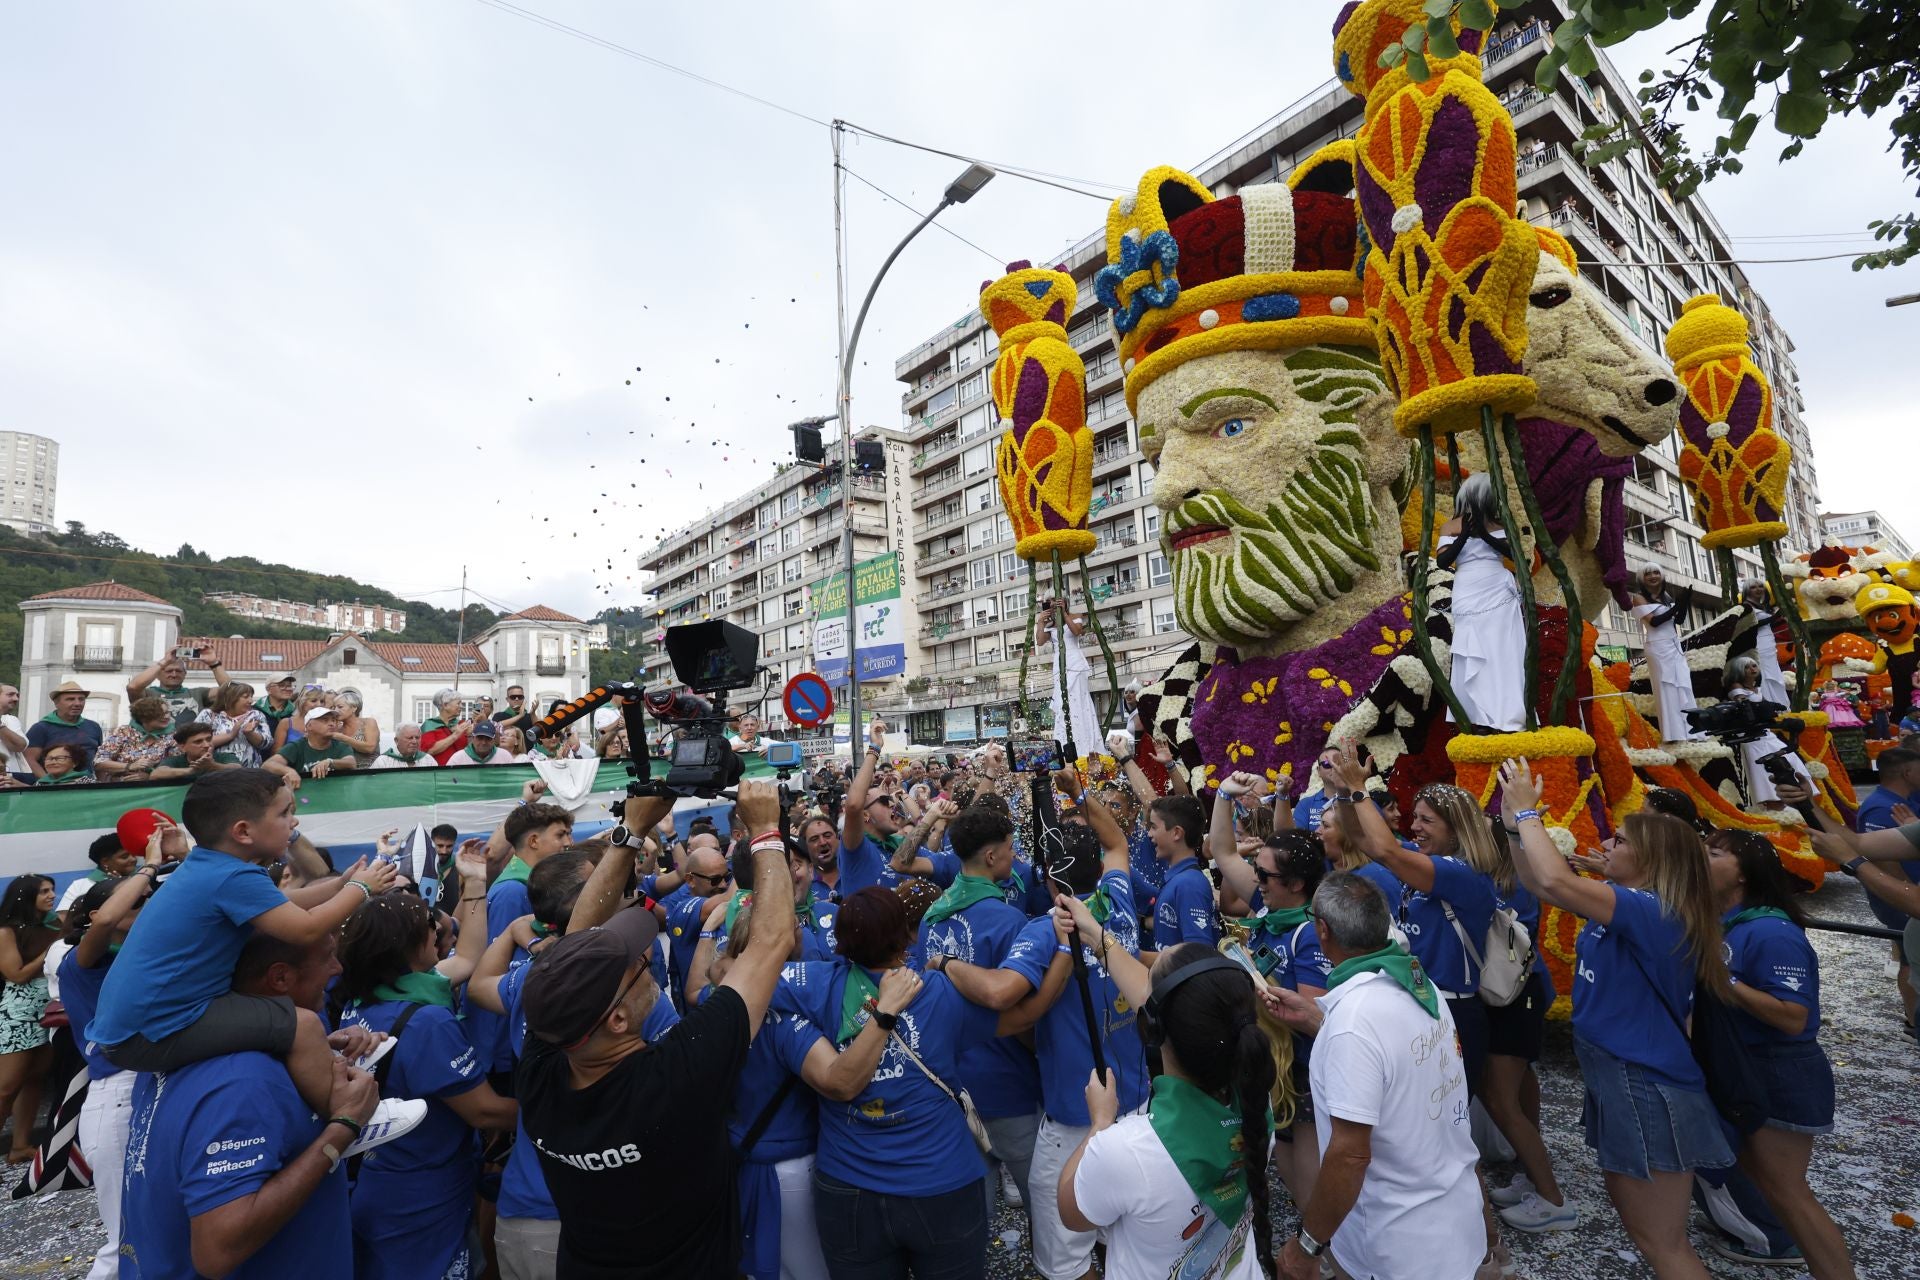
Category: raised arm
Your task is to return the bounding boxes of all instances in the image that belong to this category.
[1058,893,1150,1010]
[1207,773,1260,905]
[1498,759,1617,924]
[1321,747,1432,891]
[125,660,165,700]
[570,794,675,934]
[252,858,397,944]
[435,843,494,987]
[719,780,797,1033]
[841,720,885,850]
[465,915,538,1015]
[1073,773,1131,879]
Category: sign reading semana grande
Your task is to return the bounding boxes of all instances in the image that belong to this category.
[808,551,906,686]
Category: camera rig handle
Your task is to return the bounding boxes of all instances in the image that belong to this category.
[530,682,674,798]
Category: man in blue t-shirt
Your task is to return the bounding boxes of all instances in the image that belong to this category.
[1144,793,1218,958]
[916,804,1045,1201]
[661,843,734,1010]
[475,796,575,1078]
[942,782,1149,1280]
[1852,747,1920,1021]
[838,719,910,894]
[119,931,382,1280]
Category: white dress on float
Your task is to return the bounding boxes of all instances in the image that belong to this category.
[1633,596,1702,742]
[1050,617,1103,760]
[1753,609,1791,707]
[1441,533,1528,732]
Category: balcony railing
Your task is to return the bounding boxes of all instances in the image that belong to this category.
[535,660,566,677]
[1483,19,1550,66]
[72,645,123,671]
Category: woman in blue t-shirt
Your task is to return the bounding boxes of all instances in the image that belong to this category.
[334,891,519,1280]
[782,887,1025,1280]
[1482,821,1575,1233]
[1706,831,1856,1280]
[1502,761,1733,1278]
[1323,750,1499,1097]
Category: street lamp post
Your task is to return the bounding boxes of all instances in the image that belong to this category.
[830,117,993,753]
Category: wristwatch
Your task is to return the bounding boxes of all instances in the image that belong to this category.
[608,825,646,851]
[1841,855,1868,878]
[1296,1227,1326,1258]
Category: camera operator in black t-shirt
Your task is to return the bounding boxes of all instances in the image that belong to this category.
[515,780,794,1279]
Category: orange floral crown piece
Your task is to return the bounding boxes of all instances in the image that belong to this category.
[1663,294,1790,550]
[981,263,1096,561]
[1093,159,1374,418]
[1333,0,1538,437]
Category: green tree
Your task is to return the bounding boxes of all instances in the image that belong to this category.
[1385,1,1920,267]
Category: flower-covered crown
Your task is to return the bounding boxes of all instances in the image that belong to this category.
[1664,294,1790,549]
[982,261,1097,561]
[1332,0,1487,116]
[1094,159,1374,415]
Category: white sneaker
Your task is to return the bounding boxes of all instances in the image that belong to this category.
[999,1163,1024,1209]
[1498,1191,1578,1234]
[341,1099,428,1158]
[352,1037,396,1073]
[1488,1173,1533,1208]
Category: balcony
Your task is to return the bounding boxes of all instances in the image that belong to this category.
[535,660,567,677]
[917,544,968,573]
[922,504,969,534]
[1483,18,1550,68]
[72,645,123,671]
[920,616,971,640]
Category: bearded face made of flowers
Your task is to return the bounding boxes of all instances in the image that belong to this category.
[1106,155,1413,792]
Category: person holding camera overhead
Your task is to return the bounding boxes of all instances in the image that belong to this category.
[1723,655,1810,811]
[128,649,230,729]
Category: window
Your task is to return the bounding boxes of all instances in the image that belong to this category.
[960,404,990,438]
[958,372,985,404]
[1144,510,1160,538]
[928,385,957,416]
[402,656,422,665]
[971,556,998,588]
[1148,552,1171,587]
[966,481,994,512]
[1153,600,1179,633]
[343,648,356,665]
[963,442,991,477]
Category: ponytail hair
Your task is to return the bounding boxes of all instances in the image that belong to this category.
[1152,945,1278,1277]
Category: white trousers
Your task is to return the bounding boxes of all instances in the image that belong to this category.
[775,1153,830,1280]
[78,1070,136,1280]
[1028,1113,1098,1280]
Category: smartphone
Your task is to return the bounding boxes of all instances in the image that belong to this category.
[1220,939,1269,981]
[172,646,201,660]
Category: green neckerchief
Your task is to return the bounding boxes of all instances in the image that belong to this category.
[134,723,170,741]
[36,772,91,785]
[38,711,83,727]
[837,965,880,1045]
[1084,883,1113,923]
[1726,906,1793,928]
[494,856,532,887]
[421,717,449,733]
[1003,866,1028,898]
[382,748,424,763]
[718,889,812,936]
[368,970,457,1010]
[1327,943,1439,1018]
[529,919,558,940]
[41,910,59,928]
[86,869,109,885]
[878,831,903,854]
[1147,1074,1267,1228]
[922,873,1004,927]
[1237,904,1311,938]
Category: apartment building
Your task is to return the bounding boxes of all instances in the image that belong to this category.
[883,0,1825,740]
[1821,510,1914,563]
[635,431,914,718]
[202,591,408,634]
[0,431,58,535]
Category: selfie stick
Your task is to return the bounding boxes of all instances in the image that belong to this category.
[1028,771,1107,1079]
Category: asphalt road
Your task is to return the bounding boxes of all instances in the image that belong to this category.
[2,876,1914,1279]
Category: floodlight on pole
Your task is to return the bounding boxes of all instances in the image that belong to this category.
[829,124,997,746]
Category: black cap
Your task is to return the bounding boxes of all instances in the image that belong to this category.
[522,905,659,1048]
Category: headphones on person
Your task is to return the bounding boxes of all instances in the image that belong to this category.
[1139,953,1249,1051]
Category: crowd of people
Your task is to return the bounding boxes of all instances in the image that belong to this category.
[0,671,614,788]
[0,695,1913,1279]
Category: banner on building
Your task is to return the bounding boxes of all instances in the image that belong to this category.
[810,552,905,686]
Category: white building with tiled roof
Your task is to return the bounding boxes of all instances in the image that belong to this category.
[14,583,592,732]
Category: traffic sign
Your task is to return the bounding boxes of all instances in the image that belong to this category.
[783,672,835,728]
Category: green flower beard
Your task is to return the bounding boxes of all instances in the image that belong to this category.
[1167,427,1383,648]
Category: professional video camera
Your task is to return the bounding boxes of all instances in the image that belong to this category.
[646,620,765,799]
[1684,698,1817,822]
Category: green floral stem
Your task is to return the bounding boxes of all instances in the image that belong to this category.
[1759,543,1814,713]
[1479,407,1541,732]
[1499,411,1584,726]
[1051,556,1078,763]
[1411,425,1480,732]
[1076,555,1125,734]
[1015,571,1039,729]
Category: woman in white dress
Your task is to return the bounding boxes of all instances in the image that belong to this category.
[1436,474,1528,732]
[1629,565,1702,745]
[1037,597,1103,761]
[1741,578,1792,706]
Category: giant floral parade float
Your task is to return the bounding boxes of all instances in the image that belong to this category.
[978,0,1869,1006]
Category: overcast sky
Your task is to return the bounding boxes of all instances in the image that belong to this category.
[6,1,1916,620]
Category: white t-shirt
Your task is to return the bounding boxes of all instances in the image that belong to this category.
[1071,1113,1267,1280]
[57,875,102,914]
[0,713,23,775]
[1310,971,1483,1280]
[43,938,74,1002]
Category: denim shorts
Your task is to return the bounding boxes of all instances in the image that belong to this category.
[1749,1039,1835,1135]
[1574,1036,1733,1179]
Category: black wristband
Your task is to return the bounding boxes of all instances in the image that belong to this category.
[327,1114,363,1139]
[871,1009,898,1032]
